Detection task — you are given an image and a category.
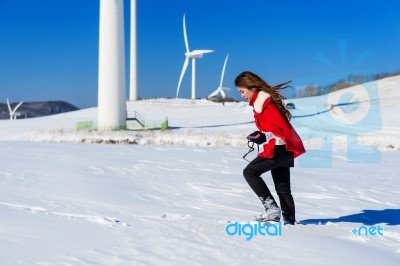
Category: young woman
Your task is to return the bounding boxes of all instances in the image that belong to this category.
[235,71,306,225]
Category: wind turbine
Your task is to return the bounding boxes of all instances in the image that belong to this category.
[207,53,230,99]
[176,14,215,99]
[7,98,23,120]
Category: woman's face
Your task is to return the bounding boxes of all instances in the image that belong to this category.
[237,87,254,101]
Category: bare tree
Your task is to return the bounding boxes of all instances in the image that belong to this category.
[296,85,320,97]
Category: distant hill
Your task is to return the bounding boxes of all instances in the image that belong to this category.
[0,101,79,120]
[206,96,239,103]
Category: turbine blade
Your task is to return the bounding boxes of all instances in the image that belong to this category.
[219,53,229,88]
[207,88,220,98]
[183,14,189,52]
[177,57,189,98]
[190,50,215,56]
[6,98,11,112]
[14,101,23,112]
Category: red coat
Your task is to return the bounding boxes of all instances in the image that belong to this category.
[249,90,306,159]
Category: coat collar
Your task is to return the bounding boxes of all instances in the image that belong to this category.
[249,90,270,113]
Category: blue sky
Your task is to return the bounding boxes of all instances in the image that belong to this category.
[0,0,399,108]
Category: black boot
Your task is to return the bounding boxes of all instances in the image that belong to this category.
[282,215,296,225]
[278,195,296,225]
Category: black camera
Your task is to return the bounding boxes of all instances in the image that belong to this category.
[246,131,266,145]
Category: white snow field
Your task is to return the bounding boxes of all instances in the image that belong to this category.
[0,76,399,265]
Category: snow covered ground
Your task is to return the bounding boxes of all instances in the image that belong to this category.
[0,76,399,265]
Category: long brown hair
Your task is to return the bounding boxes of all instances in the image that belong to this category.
[235,71,292,121]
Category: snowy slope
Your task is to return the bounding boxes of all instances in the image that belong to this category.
[0,76,399,265]
[0,142,399,265]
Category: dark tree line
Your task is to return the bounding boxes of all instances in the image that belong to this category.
[296,71,400,98]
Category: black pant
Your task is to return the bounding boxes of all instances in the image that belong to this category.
[243,146,295,219]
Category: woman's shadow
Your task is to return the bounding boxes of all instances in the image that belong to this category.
[300,209,400,225]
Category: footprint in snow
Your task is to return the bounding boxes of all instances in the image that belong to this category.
[160,213,191,220]
[0,201,131,227]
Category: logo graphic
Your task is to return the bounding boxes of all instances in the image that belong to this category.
[296,39,382,168]
[225,221,282,241]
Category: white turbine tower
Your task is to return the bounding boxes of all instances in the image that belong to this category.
[7,99,23,120]
[207,53,230,99]
[98,0,127,130]
[176,14,215,100]
[129,0,138,101]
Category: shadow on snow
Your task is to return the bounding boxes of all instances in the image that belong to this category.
[300,209,400,226]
